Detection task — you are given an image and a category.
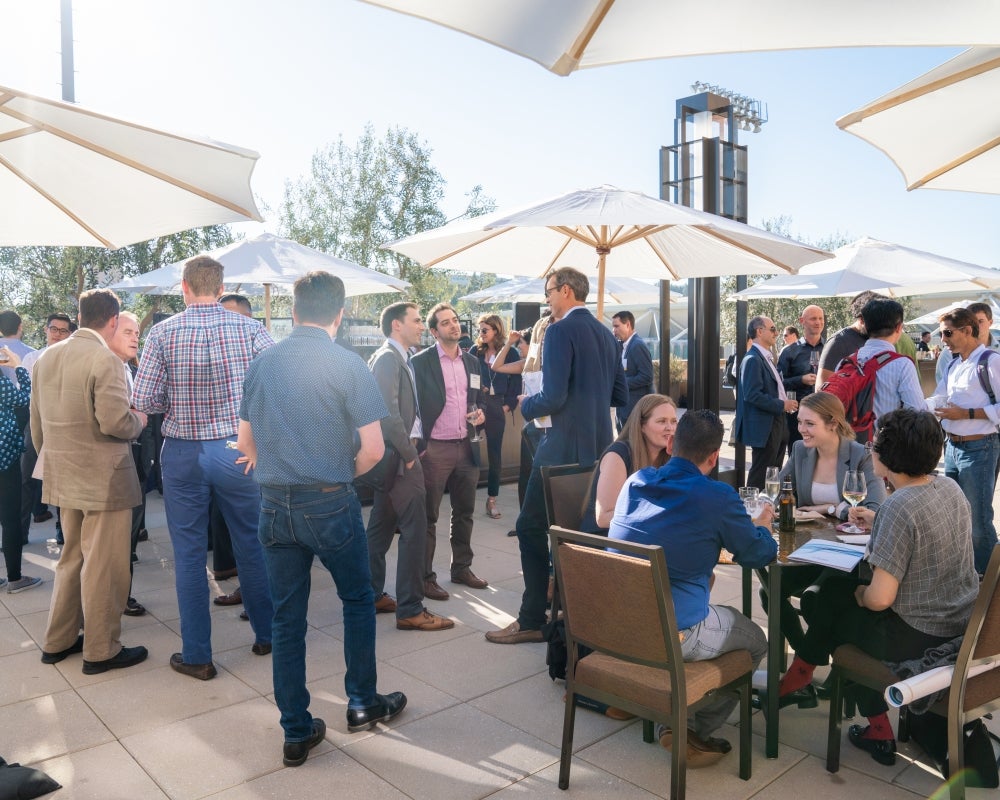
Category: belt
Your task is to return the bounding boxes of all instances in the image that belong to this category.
[263,482,348,493]
[429,437,467,444]
[947,432,998,444]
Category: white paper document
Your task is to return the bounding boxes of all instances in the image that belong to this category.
[836,534,871,545]
[885,659,1000,707]
[521,371,552,429]
[786,540,866,572]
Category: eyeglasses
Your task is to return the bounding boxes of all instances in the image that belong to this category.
[478,327,493,333]
[941,327,967,338]
[47,326,71,335]
[543,285,561,297]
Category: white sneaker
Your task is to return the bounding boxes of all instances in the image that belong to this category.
[7,576,41,594]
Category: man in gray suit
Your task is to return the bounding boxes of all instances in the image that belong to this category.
[32,289,149,674]
[366,303,453,631]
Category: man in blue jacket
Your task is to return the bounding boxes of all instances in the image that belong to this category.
[609,409,776,766]
[612,310,654,427]
[486,267,627,644]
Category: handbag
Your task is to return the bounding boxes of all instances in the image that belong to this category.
[354,443,401,493]
[905,711,1000,788]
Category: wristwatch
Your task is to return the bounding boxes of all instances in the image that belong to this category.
[827,505,836,516]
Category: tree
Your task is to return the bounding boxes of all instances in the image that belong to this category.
[0,225,235,345]
[279,124,496,319]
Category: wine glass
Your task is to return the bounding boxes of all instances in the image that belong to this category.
[842,470,868,533]
[763,466,781,507]
[467,403,482,442]
[809,351,820,373]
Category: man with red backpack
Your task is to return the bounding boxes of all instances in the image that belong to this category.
[821,299,923,443]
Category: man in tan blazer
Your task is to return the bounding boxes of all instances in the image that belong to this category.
[31,289,150,675]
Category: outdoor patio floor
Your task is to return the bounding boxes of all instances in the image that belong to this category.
[2,470,997,798]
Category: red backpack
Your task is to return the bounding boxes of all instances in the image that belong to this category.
[820,350,906,443]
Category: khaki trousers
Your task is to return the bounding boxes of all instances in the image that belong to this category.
[43,507,132,662]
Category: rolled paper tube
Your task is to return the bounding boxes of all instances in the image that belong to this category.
[885,658,999,708]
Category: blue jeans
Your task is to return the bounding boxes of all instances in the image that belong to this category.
[259,484,377,743]
[161,437,273,664]
[678,605,767,738]
[945,435,1000,574]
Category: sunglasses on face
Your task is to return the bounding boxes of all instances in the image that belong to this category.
[941,327,967,338]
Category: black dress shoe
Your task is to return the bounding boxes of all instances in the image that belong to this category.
[848,724,897,765]
[753,683,819,717]
[283,718,326,767]
[123,597,146,617]
[41,634,84,664]
[169,652,218,680]
[137,528,149,542]
[251,642,272,656]
[346,692,407,732]
[82,645,149,675]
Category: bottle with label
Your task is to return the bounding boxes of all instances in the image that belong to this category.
[778,478,797,533]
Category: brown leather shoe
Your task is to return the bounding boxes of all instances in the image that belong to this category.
[213,568,238,580]
[451,569,488,589]
[214,587,243,606]
[396,610,455,631]
[485,621,543,644]
[423,580,449,601]
[374,592,397,613]
[169,652,217,681]
[658,727,731,768]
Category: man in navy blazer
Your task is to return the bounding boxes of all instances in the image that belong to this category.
[411,303,488,601]
[612,310,654,427]
[733,315,798,489]
[486,267,628,644]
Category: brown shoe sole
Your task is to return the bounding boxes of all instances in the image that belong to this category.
[485,628,543,645]
[450,574,489,589]
[396,615,455,631]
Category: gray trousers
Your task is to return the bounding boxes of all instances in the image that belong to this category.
[366,458,427,620]
[421,439,478,581]
[678,604,768,738]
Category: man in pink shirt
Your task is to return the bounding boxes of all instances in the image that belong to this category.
[411,303,488,601]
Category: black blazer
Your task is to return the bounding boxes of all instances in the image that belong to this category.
[411,343,485,467]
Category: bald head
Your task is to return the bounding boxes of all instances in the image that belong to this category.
[799,304,825,344]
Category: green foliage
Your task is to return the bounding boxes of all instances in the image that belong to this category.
[278,124,497,320]
[0,226,234,345]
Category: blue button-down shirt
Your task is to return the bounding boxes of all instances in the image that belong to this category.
[240,325,387,486]
[609,457,777,630]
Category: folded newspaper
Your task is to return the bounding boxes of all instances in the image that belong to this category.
[786,540,866,572]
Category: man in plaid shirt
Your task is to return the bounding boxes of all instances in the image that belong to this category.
[134,256,275,680]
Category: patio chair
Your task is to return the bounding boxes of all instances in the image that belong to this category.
[825,546,1000,799]
[550,526,753,800]
[540,463,595,531]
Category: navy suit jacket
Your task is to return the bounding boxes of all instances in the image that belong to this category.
[521,307,628,469]
[411,343,484,468]
[618,335,654,424]
[733,346,784,448]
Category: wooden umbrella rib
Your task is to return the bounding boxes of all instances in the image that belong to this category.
[643,236,682,281]
[909,134,1000,189]
[610,225,667,248]
[0,125,37,142]
[419,226,512,267]
[552,225,599,247]
[543,237,573,274]
[697,227,799,273]
[565,0,616,65]
[0,104,261,220]
[838,54,1000,126]
[0,153,113,248]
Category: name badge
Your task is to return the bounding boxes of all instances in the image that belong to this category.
[470,374,481,390]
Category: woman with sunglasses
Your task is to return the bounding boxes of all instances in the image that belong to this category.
[470,314,521,519]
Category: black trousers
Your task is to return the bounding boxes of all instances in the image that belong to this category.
[747,414,788,490]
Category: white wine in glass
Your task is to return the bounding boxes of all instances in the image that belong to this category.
[842,470,867,533]
[764,466,781,505]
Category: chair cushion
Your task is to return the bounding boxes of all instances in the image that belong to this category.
[574,649,752,712]
[832,644,898,688]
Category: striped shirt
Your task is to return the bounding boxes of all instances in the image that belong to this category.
[133,303,274,440]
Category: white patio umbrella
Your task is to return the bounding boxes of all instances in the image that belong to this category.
[906,298,1000,328]
[360,0,1000,76]
[111,233,409,327]
[0,84,262,248]
[388,185,830,318]
[728,237,1000,300]
[459,275,673,306]
[838,48,1000,194]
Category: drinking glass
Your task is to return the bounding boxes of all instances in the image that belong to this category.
[467,403,482,442]
[787,391,797,402]
[739,486,760,517]
[763,466,781,507]
[842,470,868,533]
[809,351,820,372]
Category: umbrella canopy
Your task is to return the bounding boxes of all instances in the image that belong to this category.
[727,237,1000,300]
[360,0,1000,76]
[388,185,830,317]
[459,274,673,306]
[0,84,262,249]
[110,233,409,326]
[906,297,1000,328]
[838,48,1000,194]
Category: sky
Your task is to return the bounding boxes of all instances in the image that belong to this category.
[1,0,997,275]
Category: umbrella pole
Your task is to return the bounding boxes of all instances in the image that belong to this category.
[264,283,272,331]
[596,247,609,320]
